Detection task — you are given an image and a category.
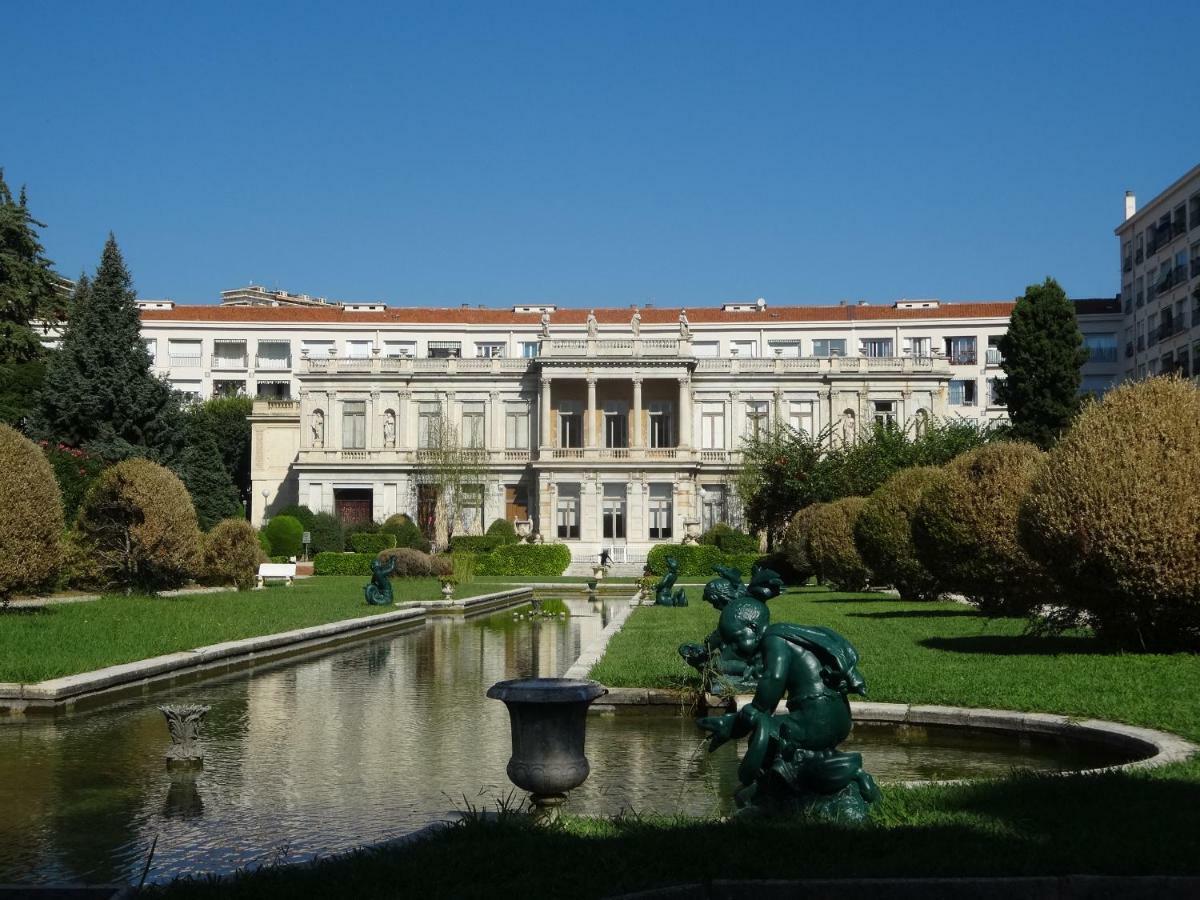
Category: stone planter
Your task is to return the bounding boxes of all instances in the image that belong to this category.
[487,678,608,816]
[441,581,454,600]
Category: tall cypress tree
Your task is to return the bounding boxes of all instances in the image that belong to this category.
[32,235,183,460]
[995,277,1088,449]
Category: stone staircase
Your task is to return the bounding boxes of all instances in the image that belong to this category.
[565,560,645,578]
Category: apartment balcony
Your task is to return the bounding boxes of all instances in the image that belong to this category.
[168,355,203,368]
[211,356,248,371]
[302,355,534,376]
[691,356,948,375]
[255,355,292,371]
[947,352,977,366]
[985,348,1004,366]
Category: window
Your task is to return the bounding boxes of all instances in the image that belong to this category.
[476,342,505,358]
[648,485,673,540]
[731,339,758,358]
[700,404,725,449]
[214,380,245,398]
[861,338,893,358]
[987,377,1005,407]
[1135,275,1144,308]
[812,338,846,358]
[700,486,727,533]
[1190,194,1200,231]
[768,341,801,357]
[648,401,674,448]
[342,400,366,449]
[1135,232,1144,262]
[872,400,897,428]
[520,342,539,358]
[1080,375,1115,397]
[945,337,977,365]
[346,340,372,359]
[788,401,813,436]
[418,402,442,449]
[383,340,416,358]
[603,401,628,448]
[907,337,932,358]
[505,484,529,521]
[745,400,770,437]
[168,339,202,366]
[427,341,461,359]
[948,379,977,407]
[256,340,291,369]
[461,402,485,449]
[691,341,719,358]
[602,484,626,540]
[1083,334,1118,363]
[301,339,334,357]
[505,405,530,450]
[144,338,158,365]
[256,381,290,400]
[558,401,582,448]
[212,340,246,368]
[172,382,202,404]
[556,484,580,539]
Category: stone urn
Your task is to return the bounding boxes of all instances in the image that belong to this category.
[441,580,455,600]
[159,704,210,770]
[487,678,608,816]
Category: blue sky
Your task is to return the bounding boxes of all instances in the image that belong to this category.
[4,1,1198,307]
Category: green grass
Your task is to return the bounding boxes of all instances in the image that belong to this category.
[152,584,1200,898]
[472,575,642,584]
[0,577,495,683]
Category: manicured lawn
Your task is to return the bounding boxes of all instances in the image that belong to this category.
[472,575,642,585]
[0,577,495,683]
[153,584,1200,898]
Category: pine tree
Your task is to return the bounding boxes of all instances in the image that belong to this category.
[32,235,183,460]
[0,170,63,363]
[171,422,243,529]
[995,277,1088,449]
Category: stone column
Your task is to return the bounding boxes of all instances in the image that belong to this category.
[726,390,737,452]
[773,388,785,430]
[369,389,381,449]
[489,390,502,451]
[677,376,691,448]
[631,375,643,449]
[586,376,598,449]
[540,377,552,449]
[398,389,412,450]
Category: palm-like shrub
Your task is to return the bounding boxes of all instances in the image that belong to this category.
[854,466,943,600]
[76,458,201,592]
[913,442,1046,615]
[782,504,823,583]
[807,497,871,591]
[262,514,303,557]
[0,424,64,600]
[202,518,266,590]
[1019,377,1200,648]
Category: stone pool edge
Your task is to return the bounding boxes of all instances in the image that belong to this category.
[593,690,1198,777]
[0,587,533,715]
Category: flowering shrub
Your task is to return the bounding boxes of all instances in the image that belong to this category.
[39,441,105,522]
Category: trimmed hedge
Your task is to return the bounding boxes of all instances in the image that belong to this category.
[262,514,304,558]
[381,514,431,553]
[275,504,316,528]
[913,442,1047,615]
[485,518,520,545]
[75,459,201,592]
[378,547,453,578]
[313,552,374,576]
[807,497,871,591]
[645,544,760,579]
[854,466,943,600]
[0,425,64,600]
[1019,376,1200,648]
[698,523,759,554]
[782,505,823,583]
[202,518,267,590]
[449,534,502,554]
[474,543,571,577]
[350,532,397,554]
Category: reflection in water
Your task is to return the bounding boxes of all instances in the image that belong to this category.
[0,592,1130,885]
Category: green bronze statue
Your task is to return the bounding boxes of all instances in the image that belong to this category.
[364,555,396,605]
[653,556,689,607]
[696,597,880,822]
[677,565,784,693]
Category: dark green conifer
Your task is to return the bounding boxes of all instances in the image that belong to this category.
[171,422,243,529]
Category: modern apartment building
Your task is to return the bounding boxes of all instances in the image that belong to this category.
[1116,163,1200,380]
[135,297,1120,561]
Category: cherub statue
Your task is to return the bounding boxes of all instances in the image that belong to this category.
[653,556,688,607]
[696,598,880,821]
[364,555,396,605]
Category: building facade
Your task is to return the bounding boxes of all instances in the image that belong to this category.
[134,298,1120,562]
[1116,163,1200,381]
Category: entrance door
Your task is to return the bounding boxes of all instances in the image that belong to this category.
[334,489,373,524]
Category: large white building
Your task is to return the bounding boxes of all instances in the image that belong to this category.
[136,296,1121,561]
[1116,163,1200,380]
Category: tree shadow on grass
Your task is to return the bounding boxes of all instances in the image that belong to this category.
[810,595,902,605]
[849,610,981,620]
[919,633,1112,656]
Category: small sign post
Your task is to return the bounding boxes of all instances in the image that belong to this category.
[302,531,311,561]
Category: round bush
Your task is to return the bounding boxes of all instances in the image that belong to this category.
[782,505,823,583]
[854,466,943,601]
[913,442,1046,615]
[262,514,303,558]
[76,458,201,592]
[807,498,871,591]
[698,523,759,554]
[380,514,431,553]
[1019,377,1200,648]
[485,518,520,545]
[202,518,266,590]
[0,424,64,600]
[275,504,316,529]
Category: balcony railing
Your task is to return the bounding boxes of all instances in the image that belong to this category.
[947,352,977,366]
[168,355,202,367]
[256,356,292,370]
[985,348,1003,366]
[212,355,247,370]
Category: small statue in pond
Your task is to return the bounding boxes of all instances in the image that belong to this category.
[653,556,689,607]
[678,565,785,693]
[696,598,880,822]
[160,704,210,769]
[364,554,396,605]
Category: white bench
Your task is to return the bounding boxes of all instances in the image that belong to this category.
[255,562,297,589]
